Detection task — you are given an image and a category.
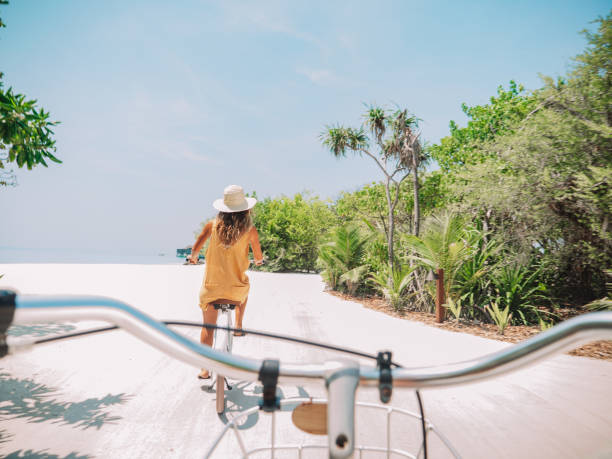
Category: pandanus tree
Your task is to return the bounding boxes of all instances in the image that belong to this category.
[320,106,424,282]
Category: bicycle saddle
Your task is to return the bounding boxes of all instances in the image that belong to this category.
[212,299,239,310]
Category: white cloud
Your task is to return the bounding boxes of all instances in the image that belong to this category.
[337,32,359,56]
[296,67,348,87]
[179,148,217,163]
[169,97,197,120]
[299,68,331,84]
[218,1,329,55]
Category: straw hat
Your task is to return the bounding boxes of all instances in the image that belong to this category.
[213,185,257,213]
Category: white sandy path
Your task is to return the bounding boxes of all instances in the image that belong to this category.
[0,264,610,458]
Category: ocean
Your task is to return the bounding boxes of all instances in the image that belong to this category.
[0,246,188,265]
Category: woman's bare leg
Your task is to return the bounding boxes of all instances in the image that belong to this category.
[198,305,218,379]
[235,297,248,332]
[201,305,218,346]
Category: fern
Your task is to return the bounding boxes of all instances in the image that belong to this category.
[446,296,462,322]
[486,301,512,335]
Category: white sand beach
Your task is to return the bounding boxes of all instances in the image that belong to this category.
[1,264,611,458]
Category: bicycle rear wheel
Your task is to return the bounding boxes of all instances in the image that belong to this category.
[216,375,225,413]
[213,310,232,414]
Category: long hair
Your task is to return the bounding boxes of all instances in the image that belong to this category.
[216,210,252,247]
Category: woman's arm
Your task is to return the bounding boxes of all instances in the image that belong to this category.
[249,226,264,266]
[188,221,213,263]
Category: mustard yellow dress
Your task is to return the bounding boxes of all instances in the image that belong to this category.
[199,221,251,309]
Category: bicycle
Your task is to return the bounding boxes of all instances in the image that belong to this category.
[185,255,260,414]
[1,289,611,458]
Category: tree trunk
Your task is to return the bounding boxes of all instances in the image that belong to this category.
[412,165,420,237]
[409,141,421,237]
[482,208,492,243]
[385,177,395,286]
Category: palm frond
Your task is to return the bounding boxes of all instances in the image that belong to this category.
[363,105,387,145]
[317,224,371,292]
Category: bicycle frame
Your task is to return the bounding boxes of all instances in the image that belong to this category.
[213,304,234,357]
[3,292,612,459]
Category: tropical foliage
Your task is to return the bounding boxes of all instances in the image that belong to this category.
[0,1,60,187]
[320,106,425,281]
[491,263,548,324]
[369,264,415,311]
[251,193,335,272]
[192,13,611,331]
[585,270,612,312]
[403,212,472,299]
[486,301,513,335]
[317,224,370,294]
[317,13,611,328]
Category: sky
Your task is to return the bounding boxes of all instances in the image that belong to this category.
[0,0,609,256]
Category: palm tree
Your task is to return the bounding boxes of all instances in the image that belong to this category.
[320,106,423,285]
[387,109,425,237]
[317,225,370,294]
[403,211,472,299]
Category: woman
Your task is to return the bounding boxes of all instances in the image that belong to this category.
[188,184,263,379]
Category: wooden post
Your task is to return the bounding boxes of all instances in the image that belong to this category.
[435,268,446,323]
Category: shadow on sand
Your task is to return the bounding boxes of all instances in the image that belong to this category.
[7,323,77,338]
[0,372,130,430]
[3,450,93,459]
[0,430,64,459]
[201,380,311,430]
[0,428,13,444]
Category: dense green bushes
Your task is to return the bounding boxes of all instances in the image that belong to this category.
[314,14,611,327]
[250,193,335,272]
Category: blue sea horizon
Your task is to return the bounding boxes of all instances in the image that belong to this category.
[0,246,188,265]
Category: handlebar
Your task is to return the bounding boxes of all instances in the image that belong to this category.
[3,292,612,389]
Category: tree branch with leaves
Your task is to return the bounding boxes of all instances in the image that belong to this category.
[0,0,61,187]
[320,105,425,283]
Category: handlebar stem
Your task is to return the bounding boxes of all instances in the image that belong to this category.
[325,360,360,459]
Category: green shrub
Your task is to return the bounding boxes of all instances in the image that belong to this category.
[490,262,548,324]
[454,230,502,311]
[585,270,611,312]
[251,192,336,272]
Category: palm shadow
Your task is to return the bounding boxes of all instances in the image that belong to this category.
[3,450,93,459]
[0,372,130,430]
[201,380,312,430]
[0,428,13,444]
